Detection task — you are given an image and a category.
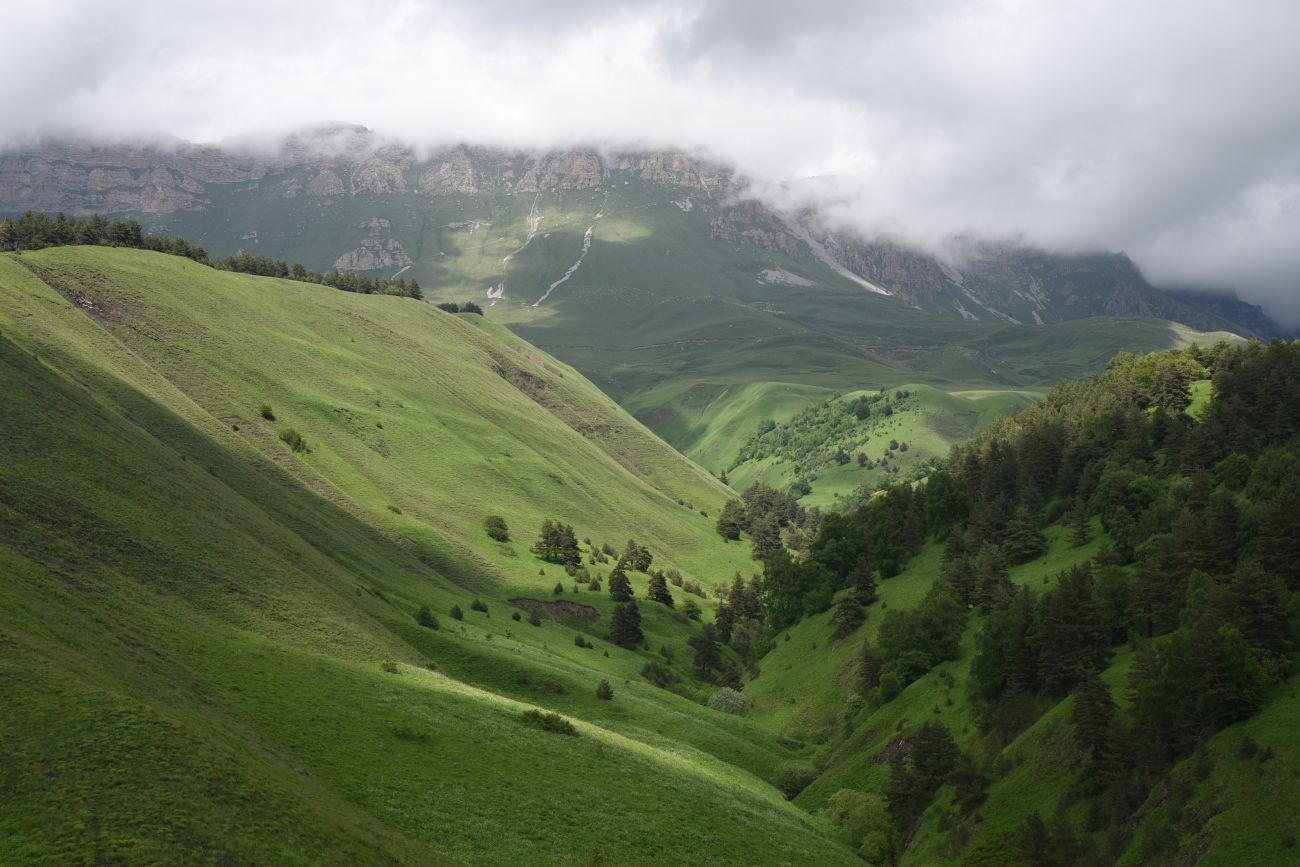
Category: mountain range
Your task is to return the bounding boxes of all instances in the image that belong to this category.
[2,125,1281,499]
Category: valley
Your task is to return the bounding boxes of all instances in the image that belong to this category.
[1,244,1296,864]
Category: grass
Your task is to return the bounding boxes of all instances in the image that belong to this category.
[0,244,1266,864]
[723,383,1038,507]
[0,247,858,865]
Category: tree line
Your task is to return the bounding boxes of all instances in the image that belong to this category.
[800,340,1300,861]
[0,210,424,300]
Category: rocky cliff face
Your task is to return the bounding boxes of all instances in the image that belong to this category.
[809,231,1286,336]
[0,127,731,214]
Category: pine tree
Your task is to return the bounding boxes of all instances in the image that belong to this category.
[1002,505,1048,565]
[1226,560,1294,666]
[749,512,782,561]
[1037,565,1110,695]
[609,601,644,647]
[858,640,882,692]
[829,594,866,638]
[647,571,674,607]
[973,543,1012,610]
[1071,674,1118,782]
[688,623,723,679]
[1069,497,1091,546]
[607,559,634,601]
[623,539,652,571]
[715,499,746,540]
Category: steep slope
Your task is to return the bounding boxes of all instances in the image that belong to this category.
[0,248,858,864]
[730,345,1300,866]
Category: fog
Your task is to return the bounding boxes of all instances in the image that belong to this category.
[7,0,1299,324]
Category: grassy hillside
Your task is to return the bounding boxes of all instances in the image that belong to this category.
[723,384,1039,508]
[130,172,1236,476]
[0,247,858,864]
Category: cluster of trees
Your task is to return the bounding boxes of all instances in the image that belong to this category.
[0,211,208,261]
[821,341,1300,857]
[212,252,424,299]
[531,519,581,566]
[715,482,819,560]
[726,389,917,491]
[0,211,427,300]
[436,301,484,315]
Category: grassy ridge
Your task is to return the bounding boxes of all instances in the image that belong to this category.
[0,248,858,864]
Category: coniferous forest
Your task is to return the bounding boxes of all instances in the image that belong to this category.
[703,340,1300,863]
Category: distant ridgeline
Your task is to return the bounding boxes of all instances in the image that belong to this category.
[0,210,424,299]
[715,340,1300,860]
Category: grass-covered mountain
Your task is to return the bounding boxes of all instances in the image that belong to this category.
[0,246,860,864]
[1,128,1283,482]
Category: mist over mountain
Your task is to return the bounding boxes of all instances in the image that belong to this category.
[6,0,1299,326]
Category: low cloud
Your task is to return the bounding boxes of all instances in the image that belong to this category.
[7,0,1299,324]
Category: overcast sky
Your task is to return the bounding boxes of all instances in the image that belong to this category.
[7,0,1300,324]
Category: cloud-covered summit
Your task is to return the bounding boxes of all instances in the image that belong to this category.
[8,0,1300,323]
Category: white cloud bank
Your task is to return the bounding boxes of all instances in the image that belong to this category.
[5,0,1299,323]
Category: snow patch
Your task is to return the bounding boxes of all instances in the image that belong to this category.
[533,223,597,307]
[759,268,814,287]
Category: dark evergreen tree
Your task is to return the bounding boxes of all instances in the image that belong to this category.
[829,593,866,638]
[1069,497,1092,546]
[688,623,723,679]
[749,512,783,561]
[607,559,634,602]
[609,600,644,647]
[1036,565,1110,696]
[1071,674,1119,783]
[1002,505,1048,565]
[715,498,746,540]
[647,571,675,607]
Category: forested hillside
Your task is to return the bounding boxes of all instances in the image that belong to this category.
[715,340,1300,864]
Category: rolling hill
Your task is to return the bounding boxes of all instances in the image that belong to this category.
[1,245,1294,866]
[0,246,859,864]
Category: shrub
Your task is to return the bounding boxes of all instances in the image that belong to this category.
[772,761,818,799]
[391,726,432,744]
[520,709,577,736]
[461,301,484,315]
[554,581,565,595]
[470,599,488,614]
[259,404,275,421]
[529,610,543,626]
[416,606,439,629]
[450,604,463,621]
[596,679,614,700]
[381,660,400,674]
[279,428,309,453]
[512,610,522,622]
[640,661,681,689]
[574,634,589,648]
[484,515,510,542]
[708,687,749,715]
[436,302,460,313]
